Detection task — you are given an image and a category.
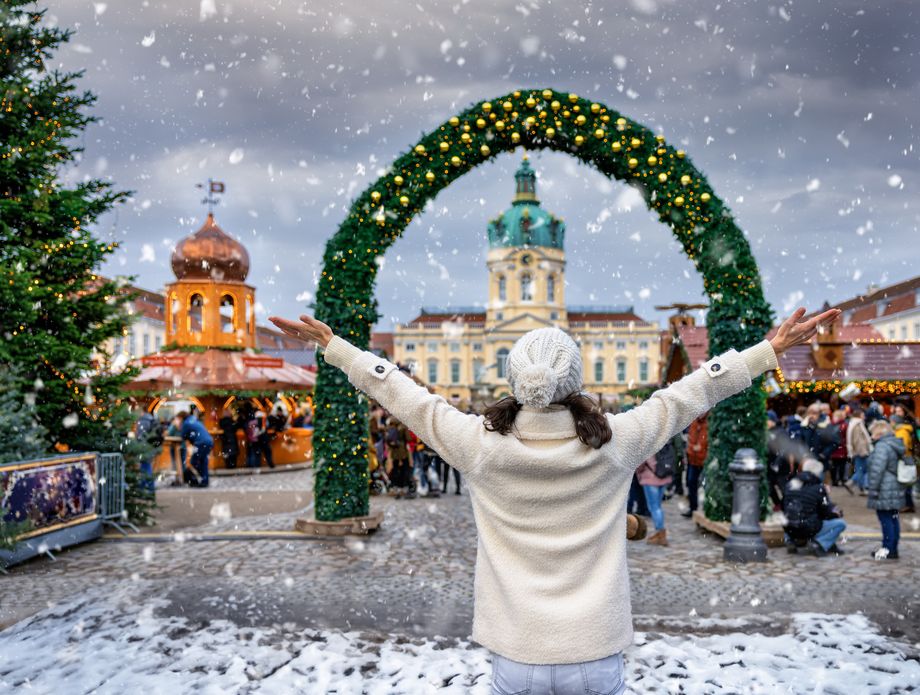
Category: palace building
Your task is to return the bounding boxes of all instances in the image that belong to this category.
[392,158,660,407]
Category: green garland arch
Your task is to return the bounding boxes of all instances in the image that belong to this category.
[313,88,774,522]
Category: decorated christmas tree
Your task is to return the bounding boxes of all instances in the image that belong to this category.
[0,1,134,451]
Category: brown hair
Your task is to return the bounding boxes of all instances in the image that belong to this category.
[483,393,612,449]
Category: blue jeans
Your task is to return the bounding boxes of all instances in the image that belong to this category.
[686,465,702,512]
[491,652,625,695]
[877,509,900,555]
[850,456,868,490]
[190,443,211,487]
[139,459,155,493]
[813,518,846,551]
[642,484,666,531]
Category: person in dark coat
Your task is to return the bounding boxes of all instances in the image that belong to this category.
[782,458,846,556]
[218,409,240,468]
[177,410,213,487]
[766,410,795,511]
[867,420,907,559]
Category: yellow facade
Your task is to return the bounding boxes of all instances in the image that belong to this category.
[393,160,660,407]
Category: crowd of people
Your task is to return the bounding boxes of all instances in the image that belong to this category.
[135,402,314,489]
[625,396,917,560]
[368,400,464,500]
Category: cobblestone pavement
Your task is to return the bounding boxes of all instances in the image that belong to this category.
[4,470,920,649]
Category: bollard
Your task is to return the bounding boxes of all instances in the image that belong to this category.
[723,448,768,563]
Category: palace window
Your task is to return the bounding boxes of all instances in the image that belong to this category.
[472,342,483,352]
[594,359,604,383]
[547,275,556,303]
[639,358,649,383]
[450,360,461,384]
[427,359,438,384]
[405,342,416,352]
[521,273,533,301]
[616,340,626,351]
[498,276,507,301]
[129,332,137,356]
[450,342,460,352]
[143,334,150,355]
[639,340,649,350]
[427,342,438,352]
[497,348,510,379]
[616,358,627,383]
[155,336,162,351]
[473,359,485,383]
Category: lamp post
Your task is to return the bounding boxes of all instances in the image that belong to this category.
[723,447,768,563]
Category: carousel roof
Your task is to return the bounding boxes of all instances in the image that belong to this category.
[125,349,315,395]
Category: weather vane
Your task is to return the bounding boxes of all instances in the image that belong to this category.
[196,178,225,215]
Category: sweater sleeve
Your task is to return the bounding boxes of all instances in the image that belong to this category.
[322,335,484,474]
[609,339,778,471]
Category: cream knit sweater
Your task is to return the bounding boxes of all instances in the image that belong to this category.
[324,336,778,664]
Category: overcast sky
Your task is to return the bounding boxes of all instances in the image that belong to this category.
[49,0,919,331]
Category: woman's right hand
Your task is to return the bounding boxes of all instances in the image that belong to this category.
[769,307,841,357]
[268,314,334,349]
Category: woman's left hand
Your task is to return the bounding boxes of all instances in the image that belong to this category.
[268,314,334,349]
[769,307,841,357]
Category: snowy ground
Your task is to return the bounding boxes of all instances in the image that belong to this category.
[2,589,918,694]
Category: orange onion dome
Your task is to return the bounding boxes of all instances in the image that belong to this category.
[170,213,250,282]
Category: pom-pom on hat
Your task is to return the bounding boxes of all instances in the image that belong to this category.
[507,327,583,408]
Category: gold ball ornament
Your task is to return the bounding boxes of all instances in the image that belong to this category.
[414,144,426,155]
[551,100,561,112]
[495,120,506,131]
[503,101,514,112]
[462,124,471,132]
[448,116,460,127]
[680,175,691,186]
[616,117,627,127]
[655,134,665,143]
[439,141,450,152]
[525,97,536,108]
[647,155,658,166]
[370,191,381,203]
[513,90,521,97]
[658,173,668,183]
[590,103,601,114]
[630,137,641,148]
[568,93,578,103]
[700,192,711,202]
[574,135,585,146]
[450,155,462,167]
[480,144,491,156]
[545,127,556,138]
[594,128,605,139]
[425,171,435,182]
[523,116,535,129]
[461,132,471,143]
[399,195,409,207]
[393,175,404,186]
[482,102,492,113]
[674,196,685,207]
[628,158,638,168]
[676,150,686,159]
[575,114,587,126]
[542,89,553,100]
[511,132,521,143]
[562,109,571,118]
[476,118,486,129]
[611,141,622,152]
[601,114,610,123]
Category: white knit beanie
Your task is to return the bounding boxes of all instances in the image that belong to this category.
[507,327,583,408]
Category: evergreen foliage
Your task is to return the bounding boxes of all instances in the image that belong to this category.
[0,2,135,451]
[313,89,773,522]
[0,364,48,464]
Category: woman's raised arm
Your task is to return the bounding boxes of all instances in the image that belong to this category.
[269,314,485,475]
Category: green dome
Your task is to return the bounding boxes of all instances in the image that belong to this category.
[487,158,565,250]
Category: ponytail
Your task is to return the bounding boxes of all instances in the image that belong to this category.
[483,393,612,450]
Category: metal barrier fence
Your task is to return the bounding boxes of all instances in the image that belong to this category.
[97,453,139,535]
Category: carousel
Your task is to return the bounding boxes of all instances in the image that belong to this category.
[126,212,315,470]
